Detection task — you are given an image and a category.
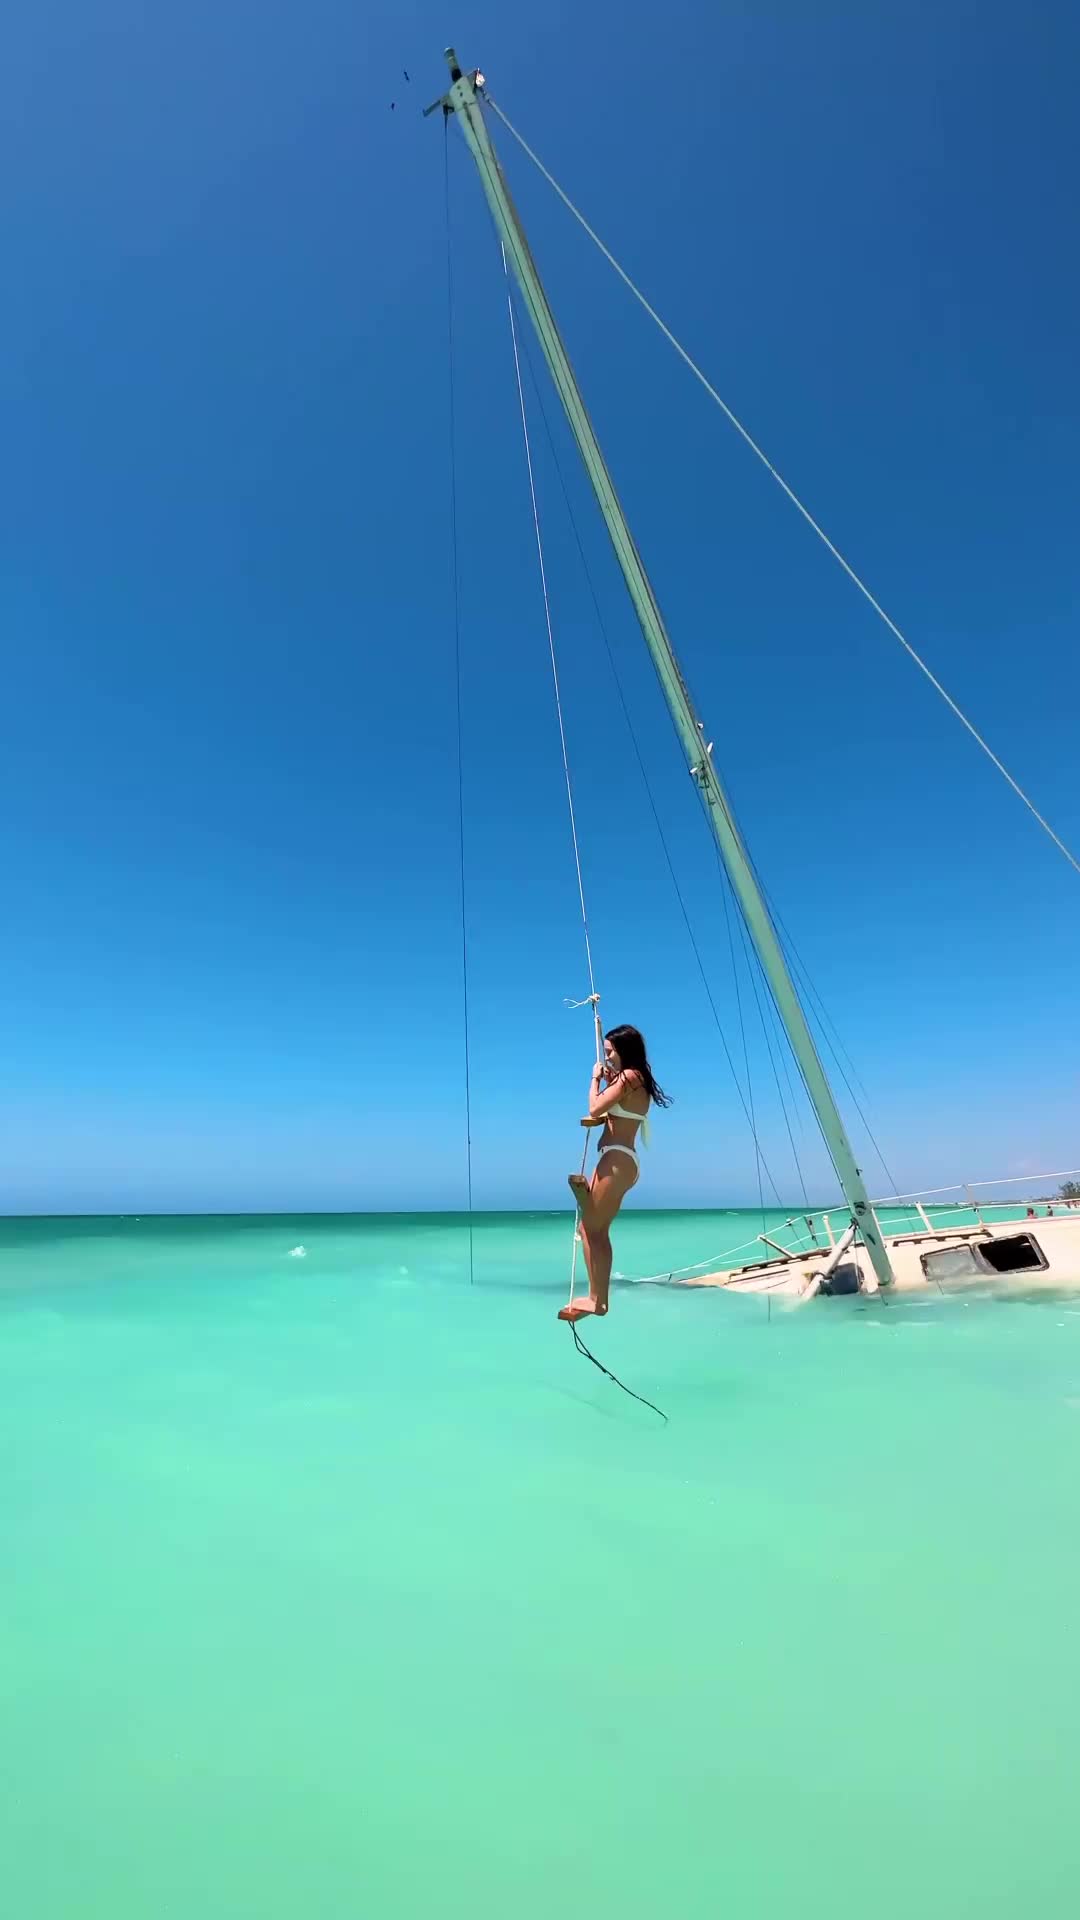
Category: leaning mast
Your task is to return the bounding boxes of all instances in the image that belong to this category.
[435,50,894,1290]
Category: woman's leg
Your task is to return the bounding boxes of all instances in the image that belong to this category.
[583,1224,613,1313]
[560,1159,635,1320]
[569,1156,633,1235]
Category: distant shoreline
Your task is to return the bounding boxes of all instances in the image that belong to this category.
[4,1199,1076,1225]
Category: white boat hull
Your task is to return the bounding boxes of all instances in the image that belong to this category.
[684,1214,1080,1300]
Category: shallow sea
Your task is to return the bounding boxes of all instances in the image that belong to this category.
[3,1209,1079,1917]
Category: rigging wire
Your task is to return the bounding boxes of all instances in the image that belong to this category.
[716,842,767,1231]
[723,857,811,1210]
[745,860,903,1197]
[741,890,900,1205]
[763,982,805,1142]
[444,118,475,1284]
[690,736,901,1196]
[766,905,874,1107]
[501,248,597,1006]
[774,947,900,1199]
[485,91,1080,882]
[682,703,900,1199]
[762,900,902,1197]
[514,325,785,1207]
[724,849,878,1211]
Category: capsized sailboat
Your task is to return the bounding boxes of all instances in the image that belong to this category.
[432,49,1080,1303]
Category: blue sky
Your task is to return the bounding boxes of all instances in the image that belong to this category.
[3,1,1078,1213]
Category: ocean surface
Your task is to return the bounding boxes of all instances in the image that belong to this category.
[3,1207,1079,1918]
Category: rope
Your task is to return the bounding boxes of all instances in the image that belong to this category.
[501,248,599,1319]
[566,1125,593,1311]
[444,119,475,1284]
[485,93,1080,881]
[503,251,667,1420]
[570,1320,668,1423]
[499,229,669,1417]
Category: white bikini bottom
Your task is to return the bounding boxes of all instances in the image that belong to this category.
[596,1142,639,1171]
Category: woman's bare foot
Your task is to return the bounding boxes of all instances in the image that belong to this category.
[568,1173,590,1207]
[558,1296,607,1322]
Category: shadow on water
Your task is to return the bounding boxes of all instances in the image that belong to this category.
[541,1378,631,1423]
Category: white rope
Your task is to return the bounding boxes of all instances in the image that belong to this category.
[486,95,1080,880]
[502,244,600,1310]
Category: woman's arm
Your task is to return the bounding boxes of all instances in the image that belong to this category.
[586,1068,642,1120]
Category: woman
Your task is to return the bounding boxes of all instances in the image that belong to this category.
[559,1024,671,1323]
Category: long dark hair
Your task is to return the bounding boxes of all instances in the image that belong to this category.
[605,1025,672,1108]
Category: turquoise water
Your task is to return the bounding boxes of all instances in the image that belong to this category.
[3,1209,1080,1917]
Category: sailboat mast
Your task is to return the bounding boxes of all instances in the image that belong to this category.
[440,52,893,1290]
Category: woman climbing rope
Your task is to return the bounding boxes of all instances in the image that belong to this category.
[559,1024,671,1323]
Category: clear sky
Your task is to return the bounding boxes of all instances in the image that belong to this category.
[4,1,1078,1214]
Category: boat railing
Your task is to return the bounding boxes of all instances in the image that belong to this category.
[807,1168,1080,1257]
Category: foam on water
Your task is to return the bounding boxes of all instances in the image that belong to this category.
[2,1210,1079,1917]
